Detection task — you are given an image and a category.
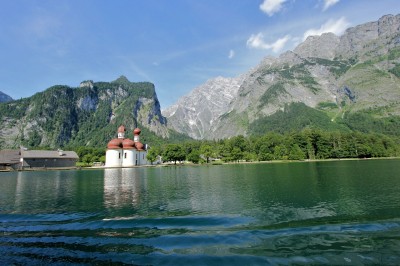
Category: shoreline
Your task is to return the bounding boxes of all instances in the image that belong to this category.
[1,157,399,172]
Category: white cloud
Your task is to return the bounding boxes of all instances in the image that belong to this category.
[323,0,339,11]
[303,17,350,40]
[228,49,235,59]
[259,0,287,16]
[247,33,291,53]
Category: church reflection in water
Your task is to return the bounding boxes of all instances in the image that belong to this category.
[103,168,143,209]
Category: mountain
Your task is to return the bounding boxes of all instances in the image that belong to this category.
[0,91,13,103]
[164,14,400,139]
[163,75,246,139]
[0,76,181,149]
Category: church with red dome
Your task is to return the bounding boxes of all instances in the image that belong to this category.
[105,125,148,167]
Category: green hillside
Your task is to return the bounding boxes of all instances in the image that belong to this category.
[0,76,190,150]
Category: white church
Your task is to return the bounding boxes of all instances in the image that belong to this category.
[105,125,149,167]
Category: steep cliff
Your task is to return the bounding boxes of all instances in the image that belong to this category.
[163,75,246,139]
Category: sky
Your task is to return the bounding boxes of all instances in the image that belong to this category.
[1,0,400,109]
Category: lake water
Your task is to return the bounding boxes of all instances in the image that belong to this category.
[1,159,400,265]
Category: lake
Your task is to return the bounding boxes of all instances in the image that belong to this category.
[1,159,400,265]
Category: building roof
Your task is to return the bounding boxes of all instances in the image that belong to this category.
[122,138,135,149]
[0,150,20,165]
[21,150,79,159]
[107,138,123,149]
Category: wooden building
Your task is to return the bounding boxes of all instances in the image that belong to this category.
[21,150,79,168]
[0,149,79,170]
[0,150,21,170]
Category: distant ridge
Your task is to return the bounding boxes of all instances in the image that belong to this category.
[0,91,13,103]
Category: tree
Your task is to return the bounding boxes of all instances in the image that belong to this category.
[200,144,214,163]
[288,144,306,160]
[163,144,186,164]
[146,147,159,164]
[82,154,93,164]
[231,147,243,162]
[187,150,200,164]
[274,144,288,160]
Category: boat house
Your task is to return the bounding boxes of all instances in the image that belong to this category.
[21,150,79,169]
[0,149,79,170]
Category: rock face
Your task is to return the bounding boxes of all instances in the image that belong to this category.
[163,76,246,139]
[0,91,13,103]
[164,14,400,139]
[294,33,340,59]
[0,76,169,148]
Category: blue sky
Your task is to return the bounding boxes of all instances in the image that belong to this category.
[1,0,400,108]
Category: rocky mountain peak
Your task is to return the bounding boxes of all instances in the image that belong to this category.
[79,80,94,89]
[163,75,245,139]
[294,32,340,59]
[112,75,131,85]
[378,14,400,36]
[336,14,400,59]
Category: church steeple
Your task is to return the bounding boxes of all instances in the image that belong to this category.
[117,125,126,139]
[133,128,141,142]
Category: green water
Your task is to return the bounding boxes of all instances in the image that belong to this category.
[1,159,400,265]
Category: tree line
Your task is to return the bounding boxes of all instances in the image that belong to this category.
[64,129,399,166]
[146,129,400,164]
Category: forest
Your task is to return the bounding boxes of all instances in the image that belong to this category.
[145,128,399,165]
[44,126,400,166]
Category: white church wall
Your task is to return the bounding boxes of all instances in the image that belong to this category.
[122,149,135,167]
[105,149,122,167]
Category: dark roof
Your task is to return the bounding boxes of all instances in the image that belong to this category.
[0,150,21,165]
[21,150,79,159]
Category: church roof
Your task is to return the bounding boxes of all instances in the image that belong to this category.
[107,138,123,149]
[122,138,135,149]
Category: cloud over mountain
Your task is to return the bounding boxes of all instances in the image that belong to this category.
[303,17,350,40]
[247,33,291,52]
[259,0,287,16]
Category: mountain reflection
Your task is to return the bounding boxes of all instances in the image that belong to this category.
[13,170,71,212]
[103,168,142,209]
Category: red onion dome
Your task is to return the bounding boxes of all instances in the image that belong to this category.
[135,141,144,151]
[118,125,126,133]
[107,138,123,149]
[133,128,141,135]
[122,138,135,149]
